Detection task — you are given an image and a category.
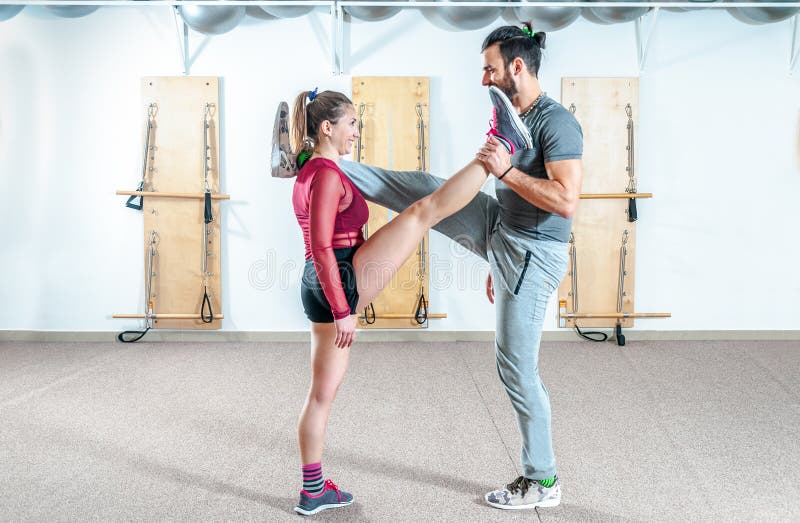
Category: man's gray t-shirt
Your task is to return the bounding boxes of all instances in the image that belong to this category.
[495,95,583,243]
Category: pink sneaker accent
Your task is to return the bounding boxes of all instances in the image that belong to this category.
[486,108,516,154]
[299,479,343,501]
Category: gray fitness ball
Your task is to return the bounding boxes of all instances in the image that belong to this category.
[0,6,24,22]
[730,0,800,24]
[258,1,315,19]
[46,6,100,18]
[346,1,403,22]
[663,0,721,13]
[514,4,580,32]
[422,0,501,31]
[585,0,651,24]
[179,6,246,35]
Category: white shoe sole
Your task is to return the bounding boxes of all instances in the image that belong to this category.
[485,495,560,510]
[294,499,353,516]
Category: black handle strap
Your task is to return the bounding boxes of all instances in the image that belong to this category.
[574,323,608,343]
[414,292,428,325]
[126,181,144,211]
[628,197,638,223]
[204,191,213,224]
[201,286,214,323]
[117,327,150,343]
[364,303,376,325]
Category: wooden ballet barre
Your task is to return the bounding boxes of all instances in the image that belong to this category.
[113,313,225,319]
[579,193,653,199]
[358,313,447,319]
[116,190,230,200]
[560,312,670,319]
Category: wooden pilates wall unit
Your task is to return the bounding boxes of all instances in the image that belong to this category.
[351,76,445,329]
[114,77,228,330]
[558,77,669,339]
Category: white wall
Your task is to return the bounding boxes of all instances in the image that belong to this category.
[1,7,798,332]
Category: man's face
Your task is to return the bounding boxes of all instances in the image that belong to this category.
[482,43,517,99]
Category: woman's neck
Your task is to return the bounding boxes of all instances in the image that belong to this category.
[311,143,340,163]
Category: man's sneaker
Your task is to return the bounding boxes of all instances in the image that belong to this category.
[485,475,561,510]
[271,101,298,178]
[294,479,354,516]
[486,85,533,154]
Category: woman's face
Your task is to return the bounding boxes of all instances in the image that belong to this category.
[327,105,359,156]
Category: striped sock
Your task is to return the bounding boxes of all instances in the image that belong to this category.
[538,476,556,488]
[302,462,324,495]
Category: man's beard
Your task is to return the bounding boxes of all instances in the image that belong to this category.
[495,76,517,100]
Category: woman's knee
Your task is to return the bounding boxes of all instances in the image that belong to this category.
[309,381,341,406]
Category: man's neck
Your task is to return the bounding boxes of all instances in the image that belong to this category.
[513,78,543,113]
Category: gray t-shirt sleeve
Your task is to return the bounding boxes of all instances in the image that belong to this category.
[540,109,583,163]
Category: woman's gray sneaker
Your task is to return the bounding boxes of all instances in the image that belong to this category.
[294,479,354,516]
[486,85,533,153]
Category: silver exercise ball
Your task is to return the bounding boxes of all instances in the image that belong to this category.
[663,0,721,12]
[180,6,246,35]
[258,1,315,19]
[346,1,403,22]
[514,4,581,32]
[0,6,24,22]
[580,8,614,25]
[46,6,100,18]
[422,0,501,31]
[245,7,275,21]
[731,0,800,24]
[585,0,651,24]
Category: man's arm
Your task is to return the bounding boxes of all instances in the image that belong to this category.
[499,159,582,219]
[477,137,582,219]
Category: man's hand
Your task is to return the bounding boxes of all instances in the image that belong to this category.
[476,136,512,178]
[486,273,495,304]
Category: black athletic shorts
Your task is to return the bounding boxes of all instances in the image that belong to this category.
[301,247,360,323]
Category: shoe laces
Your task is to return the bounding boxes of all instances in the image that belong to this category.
[485,108,515,154]
[486,108,499,137]
[324,479,342,501]
[506,475,534,496]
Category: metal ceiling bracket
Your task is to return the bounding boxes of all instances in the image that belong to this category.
[635,6,660,74]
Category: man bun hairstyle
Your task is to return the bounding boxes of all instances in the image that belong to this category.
[481,23,546,77]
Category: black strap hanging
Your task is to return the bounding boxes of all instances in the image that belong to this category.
[574,323,608,343]
[364,303,376,325]
[204,191,213,224]
[201,286,214,323]
[414,291,428,325]
[117,327,150,343]
[126,181,144,210]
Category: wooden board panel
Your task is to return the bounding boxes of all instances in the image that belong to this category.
[352,77,430,329]
[142,77,221,330]
[559,78,638,328]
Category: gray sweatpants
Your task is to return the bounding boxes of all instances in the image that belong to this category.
[340,160,569,479]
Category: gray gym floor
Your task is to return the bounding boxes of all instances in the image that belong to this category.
[1,339,798,522]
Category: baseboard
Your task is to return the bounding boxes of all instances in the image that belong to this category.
[2,330,799,343]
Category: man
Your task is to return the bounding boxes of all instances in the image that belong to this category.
[289,25,583,510]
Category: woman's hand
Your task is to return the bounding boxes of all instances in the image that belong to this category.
[334,315,356,349]
[486,273,495,304]
[476,136,512,178]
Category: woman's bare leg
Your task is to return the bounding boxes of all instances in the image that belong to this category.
[297,320,352,464]
[354,159,488,308]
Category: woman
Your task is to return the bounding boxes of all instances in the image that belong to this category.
[290,87,528,515]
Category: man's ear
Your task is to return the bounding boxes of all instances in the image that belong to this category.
[512,56,525,76]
